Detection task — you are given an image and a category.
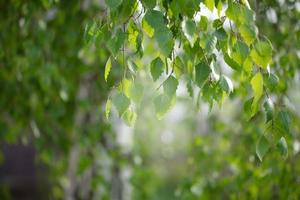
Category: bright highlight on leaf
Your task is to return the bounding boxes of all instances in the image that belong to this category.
[104,57,112,82]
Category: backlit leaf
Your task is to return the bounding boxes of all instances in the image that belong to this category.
[112,92,130,116]
[163,76,178,97]
[251,72,263,105]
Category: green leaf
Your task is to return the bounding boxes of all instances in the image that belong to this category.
[122,109,137,126]
[277,137,288,159]
[142,10,174,56]
[105,98,112,119]
[276,111,291,134]
[163,76,178,97]
[251,72,263,105]
[104,57,112,82]
[239,24,257,46]
[224,53,241,71]
[256,135,270,161]
[128,81,144,104]
[219,75,233,93]
[105,0,122,10]
[173,57,184,79]
[142,9,164,37]
[128,21,142,53]
[204,0,214,11]
[266,73,279,90]
[141,0,156,9]
[250,40,273,69]
[263,99,274,122]
[155,26,174,56]
[112,92,130,116]
[244,97,258,120]
[183,19,197,45]
[231,41,249,66]
[199,16,208,31]
[150,57,164,81]
[107,29,126,58]
[195,62,211,88]
[205,35,217,54]
[226,3,254,25]
[154,94,175,119]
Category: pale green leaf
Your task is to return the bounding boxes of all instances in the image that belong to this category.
[173,57,184,79]
[122,109,137,126]
[163,76,178,97]
[128,82,144,104]
[154,94,175,119]
[112,92,130,117]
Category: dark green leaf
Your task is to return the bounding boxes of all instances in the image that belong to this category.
[256,135,270,161]
[150,57,164,81]
[195,62,211,88]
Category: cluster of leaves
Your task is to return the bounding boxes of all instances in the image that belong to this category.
[86,0,293,160]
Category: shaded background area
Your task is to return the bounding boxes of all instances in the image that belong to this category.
[0,0,300,199]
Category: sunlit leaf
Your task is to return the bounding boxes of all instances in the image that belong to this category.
[250,40,273,69]
[251,72,263,105]
[104,57,112,82]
